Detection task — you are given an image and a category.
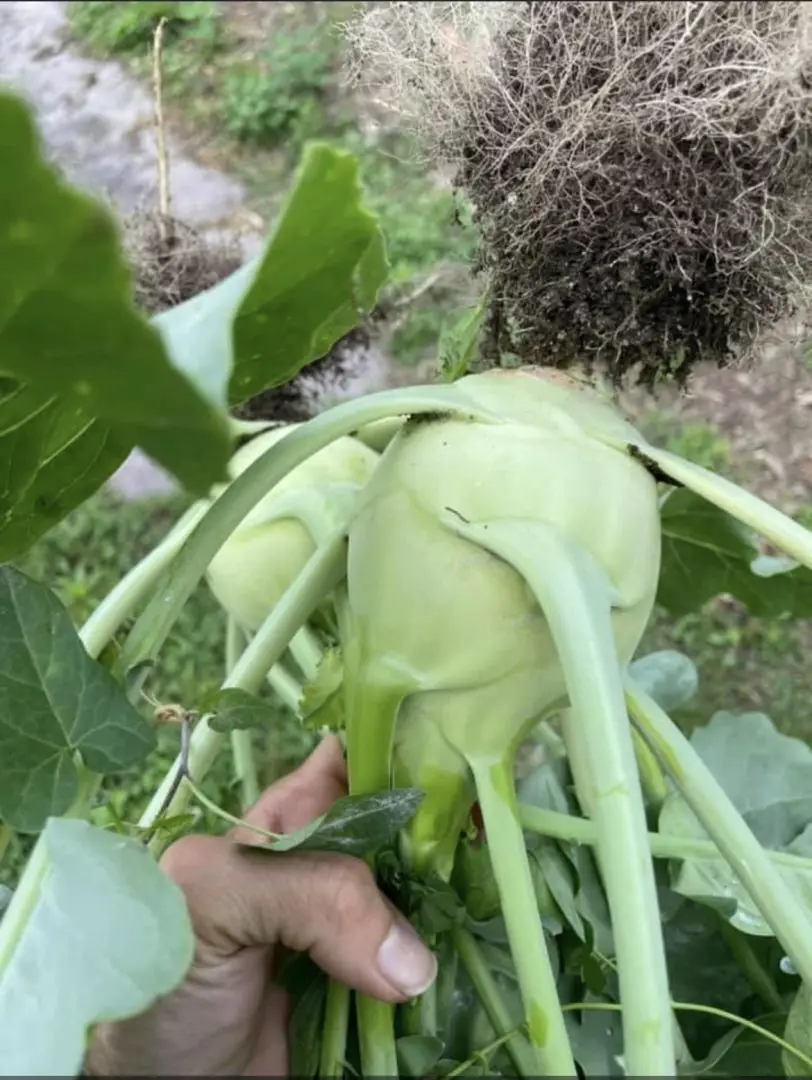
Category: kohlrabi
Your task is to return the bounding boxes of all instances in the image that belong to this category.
[205,423,380,635]
[341,367,669,1076]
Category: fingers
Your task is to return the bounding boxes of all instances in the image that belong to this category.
[231,734,348,844]
[160,838,437,1004]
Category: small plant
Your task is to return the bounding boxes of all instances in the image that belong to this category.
[221,25,335,144]
[68,1,218,56]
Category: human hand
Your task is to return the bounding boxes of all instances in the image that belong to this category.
[85,735,437,1076]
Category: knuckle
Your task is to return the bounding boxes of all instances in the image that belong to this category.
[159,834,219,893]
[326,855,377,927]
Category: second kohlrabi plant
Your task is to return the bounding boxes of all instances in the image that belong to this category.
[4,2,812,1075]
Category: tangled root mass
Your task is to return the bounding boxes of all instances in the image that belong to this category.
[348,1,812,386]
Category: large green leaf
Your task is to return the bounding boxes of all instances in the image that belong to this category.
[0,566,155,831]
[658,711,812,935]
[0,91,231,536]
[658,488,812,617]
[0,384,129,559]
[154,142,388,410]
[0,818,194,1074]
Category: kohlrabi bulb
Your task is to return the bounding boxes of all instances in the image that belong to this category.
[342,367,662,874]
[206,424,379,633]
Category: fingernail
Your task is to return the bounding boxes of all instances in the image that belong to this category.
[376,921,438,996]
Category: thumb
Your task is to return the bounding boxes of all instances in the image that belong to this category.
[160,836,438,1004]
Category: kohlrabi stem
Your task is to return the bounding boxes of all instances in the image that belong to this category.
[517,804,812,875]
[631,727,668,812]
[467,753,576,1077]
[266,661,303,714]
[226,618,260,811]
[625,676,812,987]
[80,500,208,659]
[451,925,540,1078]
[614,440,812,571]
[447,517,675,1076]
[117,386,503,679]
[713,912,784,1014]
[343,674,406,1078]
[289,624,323,682]
[139,532,347,849]
[319,981,351,1079]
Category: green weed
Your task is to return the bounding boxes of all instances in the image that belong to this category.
[220,25,335,145]
[68,1,219,56]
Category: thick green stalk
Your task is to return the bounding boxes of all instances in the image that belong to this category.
[319,980,351,1079]
[447,516,675,1076]
[226,619,260,811]
[139,532,347,849]
[714,913,784,1013]
[266,661,304,713]
[625,677,812,988]
[80,500,208,659]
[343,674,406,1078]
[116,386,503,679]
[289,624,323,682]
[451,926,540,1078]
[606,439,812,570]
[517,804,812,874]
[467,753,576,1076]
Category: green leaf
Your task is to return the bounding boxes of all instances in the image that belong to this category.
[658,711,812,934]
[300,646,344,732]
[565,1000,624,1077]
[205,687,281,733]
[154,142,388,411]
[0,818,194,1074]
[0,566,155,831]
[277,953,327,1079]
[452,838,501,922]
[628,649,698,713]
[437,297,487,382]
[244,788,424,857]
[397,1035,445,1077]
[658,488,812,617]
[783,984,812,1076]
[0,92,231,506]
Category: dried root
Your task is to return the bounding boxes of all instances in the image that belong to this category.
[346,1,812,386]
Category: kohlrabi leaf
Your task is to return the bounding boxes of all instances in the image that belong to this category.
[205,687,280,733]
[565,1001,624,1078]
[244,788,423,857]
[154,143,388,412]
[299,646,344,732]
[661,892,756,1058]
[518,758,613,953]
[658,488,812,617]
[397,1035,445,1078]
[628,650,698,713]
[0,818,194,1075]
[0,398,129,560]
[783,983,812,1076]
[0,566,155,831]
[437,297,487,382]
[277,953,327,1080]
[0,92,231,513]
[658,711,812,935]
[682,1015,787,1077]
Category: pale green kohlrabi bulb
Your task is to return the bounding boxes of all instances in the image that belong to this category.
[205,424,379,634]
[343,367,662,876]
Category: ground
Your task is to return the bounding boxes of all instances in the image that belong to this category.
[2,0,812,861]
